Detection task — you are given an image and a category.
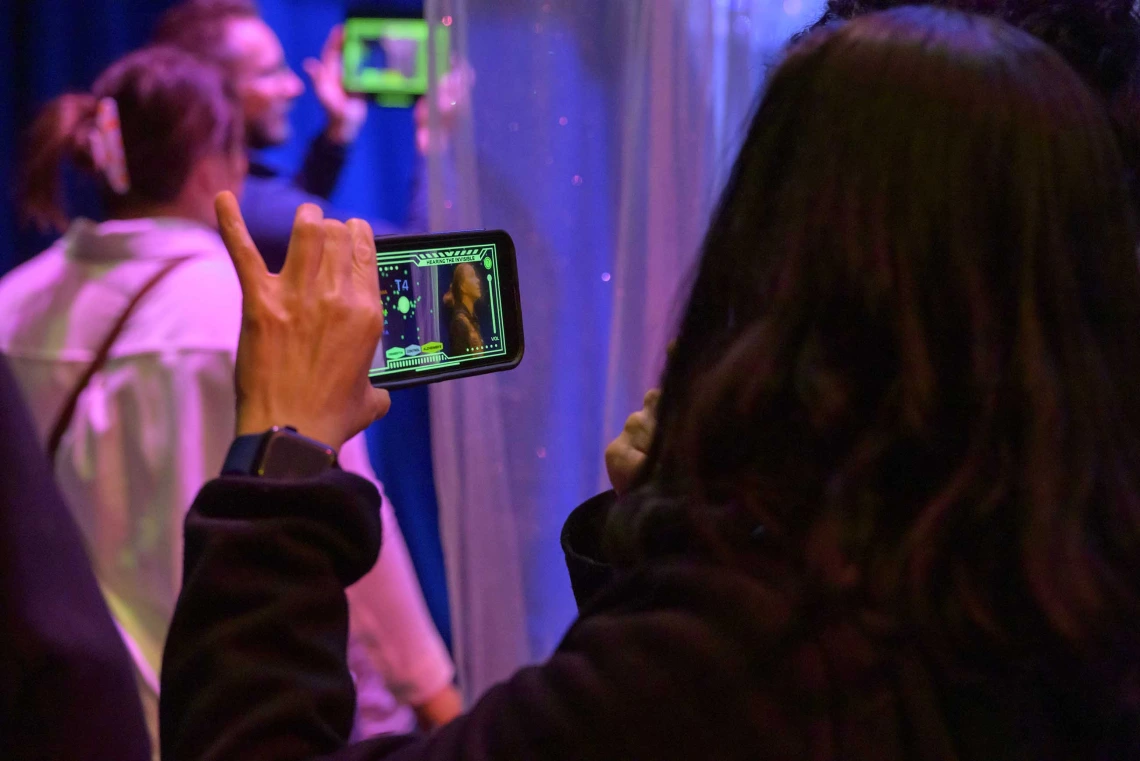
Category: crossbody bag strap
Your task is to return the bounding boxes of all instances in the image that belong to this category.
[47,256,193,462]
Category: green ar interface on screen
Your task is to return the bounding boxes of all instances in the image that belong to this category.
[370,243,507,381]
[343,17,450,102]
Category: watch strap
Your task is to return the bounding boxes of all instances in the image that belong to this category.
[221,433,267,476]
[221,426,337,479]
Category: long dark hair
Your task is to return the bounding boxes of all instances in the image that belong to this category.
[622,5,1140,706]
[19,45,242,230]
[810,0,1140,192]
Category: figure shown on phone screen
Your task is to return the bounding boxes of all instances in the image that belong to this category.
[444,263,484,356]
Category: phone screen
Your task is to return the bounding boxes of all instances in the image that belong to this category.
[369,230,524,389]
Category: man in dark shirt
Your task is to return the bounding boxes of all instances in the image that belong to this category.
[154,0,464,271]
[163,197,1140,761]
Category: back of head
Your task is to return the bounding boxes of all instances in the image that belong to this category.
[812,0,1140,185]
[152,0,260,70]
[632,7,1140,750]
[20,45,242,230]
[154,0,303,150]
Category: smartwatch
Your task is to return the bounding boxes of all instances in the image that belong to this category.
[222,426,338,479]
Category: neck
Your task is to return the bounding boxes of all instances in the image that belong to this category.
[112,197,215,229]
[462,295,477,313]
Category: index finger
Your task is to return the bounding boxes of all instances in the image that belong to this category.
[215,191,268,297]
[323,24,345,62]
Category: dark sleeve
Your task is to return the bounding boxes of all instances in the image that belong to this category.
[560,491,619,609]
[0,358,151,761]
[296,132,349,201]
[160,462,828,761]
[159,470,383,761]
[242,174,403,274]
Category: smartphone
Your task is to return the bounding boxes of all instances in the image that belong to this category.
[369,230,524,390]
[343,4,450,100]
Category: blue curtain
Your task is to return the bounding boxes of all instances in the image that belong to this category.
[0,0,451,649]
[2,0,171,273]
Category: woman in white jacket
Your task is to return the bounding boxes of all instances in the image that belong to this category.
[0,45,458,752]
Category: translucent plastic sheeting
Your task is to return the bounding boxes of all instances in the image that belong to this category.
[422,0,824,700]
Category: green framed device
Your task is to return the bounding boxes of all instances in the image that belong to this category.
[343,15,450,99]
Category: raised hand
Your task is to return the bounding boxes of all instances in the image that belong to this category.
[216,191,389,451]
[305,25,369,145]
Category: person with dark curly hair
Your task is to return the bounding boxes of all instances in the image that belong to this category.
[810,0,1140,195]
[163,7,1140,760]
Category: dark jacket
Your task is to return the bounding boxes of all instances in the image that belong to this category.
[242,134,408,273]
[0,357,150,761]
[160,472,1139,761]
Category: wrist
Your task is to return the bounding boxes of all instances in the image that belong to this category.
[236,412,343,453]
[223,426,339,479]
[325,116,363,146]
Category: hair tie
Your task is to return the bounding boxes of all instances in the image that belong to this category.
[89,97,131,195]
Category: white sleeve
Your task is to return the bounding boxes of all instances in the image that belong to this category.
[337,434,457,706]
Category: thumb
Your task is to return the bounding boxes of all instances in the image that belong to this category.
[215,192,268,295]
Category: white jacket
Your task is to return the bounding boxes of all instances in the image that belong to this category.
[0,218,454,742]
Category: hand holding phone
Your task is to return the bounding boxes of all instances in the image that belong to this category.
[369,230,525,389]
[215,193,391,451]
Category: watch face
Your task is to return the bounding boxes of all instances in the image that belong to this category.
[258,432,337,479]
